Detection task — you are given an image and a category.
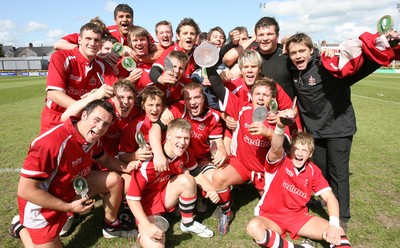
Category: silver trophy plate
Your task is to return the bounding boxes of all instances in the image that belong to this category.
[252,106,269,123]
[164,57,174,72]
[154,215,169,232]
[193,42,219,68]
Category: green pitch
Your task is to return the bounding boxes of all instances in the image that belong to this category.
[0,74,399,247]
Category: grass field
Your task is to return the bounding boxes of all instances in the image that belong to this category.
[0,74,399,247]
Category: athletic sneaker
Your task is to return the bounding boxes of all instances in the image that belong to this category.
[180,221,214,238]
[217,212,233,235]
[196,197,208,213]
[9,215,23,239]
[299,239,316,248]
[60,213,82,237]
[102,224,138,239]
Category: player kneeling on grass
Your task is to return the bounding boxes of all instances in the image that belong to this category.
[11,100,137,248]
[126,118,219,248]
[246,109,351,248]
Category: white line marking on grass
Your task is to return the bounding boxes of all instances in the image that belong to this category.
[0,168,21,173]
[352,94,400,105]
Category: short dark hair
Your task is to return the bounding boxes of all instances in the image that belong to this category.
[140,85,165,109]
[102,35,118,44]
[83,100,115,121]
[176,18,200,36]
[254,17,280,36]
[207,26,226,43]
[285,32,314,54]
[167,50,189,69]
[114,4,134,19]
[250,77,278,98]
[113,79,137,96]
[80,23,103,36]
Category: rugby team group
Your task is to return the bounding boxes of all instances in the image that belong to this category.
[10,3,400,248]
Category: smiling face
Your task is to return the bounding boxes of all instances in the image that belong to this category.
[290,142,312,168]
[79,106,113,144]
[115,11,133,36]
[169,57,187,81]
[129,34,149,56]
[78,29,102,60]
[177,25,197,53]
[166,128,191,157]
[255,25,279,55]
[156,24,173,48]
[112,88,135,118]
[287,42,313,71]
[251,85,273,109]
[183,87,205,117]
[208,30,225,48]
[241,61,261,87]
[143,95,163,122]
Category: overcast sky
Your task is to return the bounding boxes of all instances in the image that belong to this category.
[0,0,399,48]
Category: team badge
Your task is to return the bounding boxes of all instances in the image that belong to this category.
[198,123,205,131]
[89,76,97,86]
[308,76,316,86]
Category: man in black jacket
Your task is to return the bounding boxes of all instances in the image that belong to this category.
[285,31,399,230]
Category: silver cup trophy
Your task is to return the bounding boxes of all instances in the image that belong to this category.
[193,42,219,69]
[252,106,269,123]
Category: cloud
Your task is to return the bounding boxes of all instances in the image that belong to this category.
[105,0,118,14]
[48,29,64,38]
[26,21,47,32]
[259,0,398,43]
[0,20,16,31]
[0,31,12,44]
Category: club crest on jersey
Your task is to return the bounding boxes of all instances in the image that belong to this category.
[304,178,309,186]
[198,123,205,131]
[90,76,97,86]
[308,76,316,86]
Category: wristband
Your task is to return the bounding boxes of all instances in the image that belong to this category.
[329,216,340,228]
[274,125,285,135]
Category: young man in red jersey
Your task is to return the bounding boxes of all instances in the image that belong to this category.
[149,83,227,212]
[247,109,351,248]
[127,118,217,248]
[118,85,165,164]
[206,65,293,235]
[150,18,200,85]
[12,100,137,247]
[40,22,116,134]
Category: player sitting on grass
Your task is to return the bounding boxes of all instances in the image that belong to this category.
[10,100,137,248]
[246,109,351,248]
[126,118,218,248]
